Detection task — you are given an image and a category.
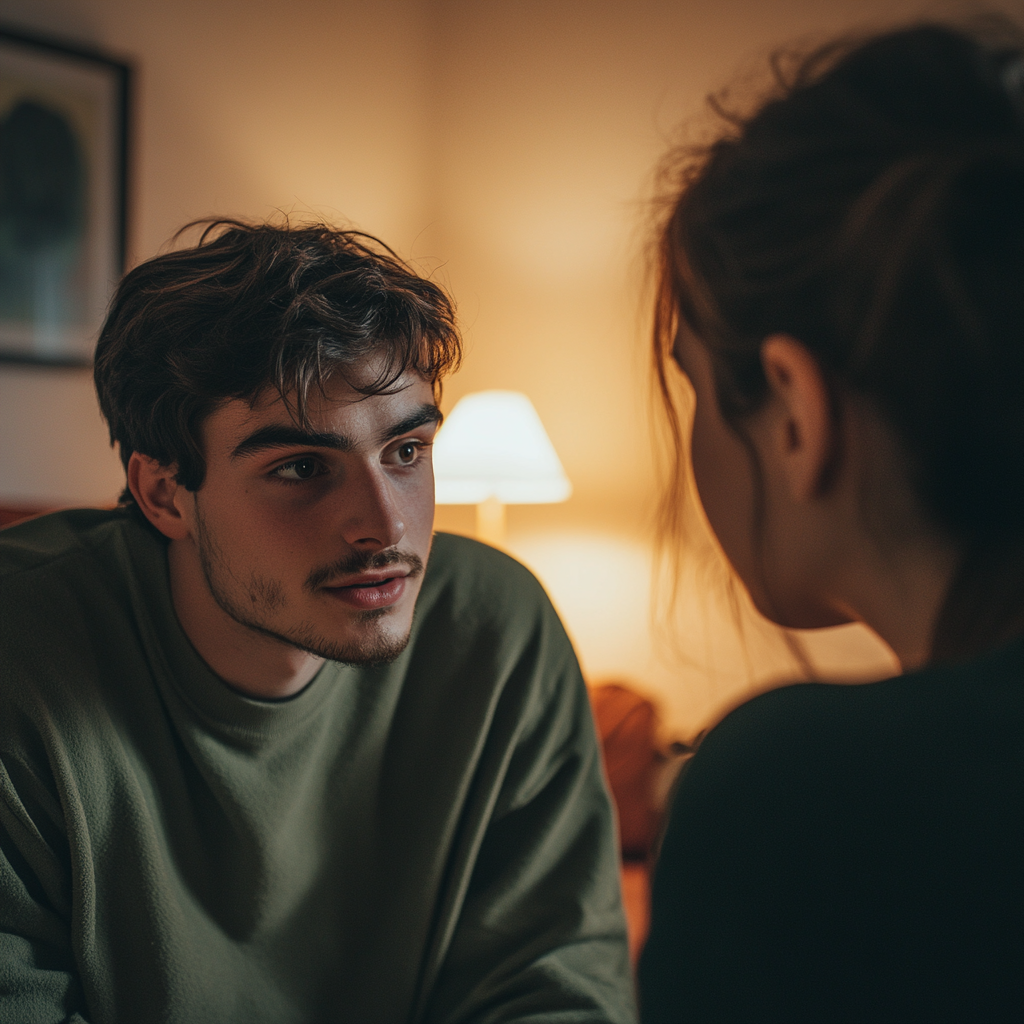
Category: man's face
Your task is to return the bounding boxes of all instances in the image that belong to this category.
[184,366,439,667]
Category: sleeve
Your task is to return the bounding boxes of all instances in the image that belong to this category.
[421,613,638,1024]
[0,754,91,1024]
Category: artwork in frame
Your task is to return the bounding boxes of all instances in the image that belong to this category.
[0,26,130,366]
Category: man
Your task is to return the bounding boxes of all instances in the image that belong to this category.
[0,221,635,1023]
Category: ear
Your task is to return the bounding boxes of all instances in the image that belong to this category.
[127,452,193,541]
[759,335,837,502]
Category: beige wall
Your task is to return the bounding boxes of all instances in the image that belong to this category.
[0,0,432,504]
[3,0,1013,733]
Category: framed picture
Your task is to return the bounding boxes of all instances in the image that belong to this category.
[0,26,130,366]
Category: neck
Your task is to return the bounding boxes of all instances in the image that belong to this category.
[830,530,960,673]
[167,537,324,699]
[811,404,961,673]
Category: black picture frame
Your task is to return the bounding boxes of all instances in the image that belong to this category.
[0,25,130,367]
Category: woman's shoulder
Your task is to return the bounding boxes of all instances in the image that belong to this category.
[676,635,1023,840]
[709,635,1021,757]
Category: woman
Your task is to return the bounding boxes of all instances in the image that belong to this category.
[640,21,1022,1023]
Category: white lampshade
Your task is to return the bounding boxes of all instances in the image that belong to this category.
[433,391,572,504]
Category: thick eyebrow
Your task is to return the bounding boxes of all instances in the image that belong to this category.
[378,404,443,445]
[231,425,354,459]
[230,404,442,460]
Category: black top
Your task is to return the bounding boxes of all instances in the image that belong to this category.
[639,637,1024,1024]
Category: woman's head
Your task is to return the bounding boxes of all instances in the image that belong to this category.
[656,20,1024,662]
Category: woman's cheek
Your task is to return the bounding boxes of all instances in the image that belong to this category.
[690,404,758,589]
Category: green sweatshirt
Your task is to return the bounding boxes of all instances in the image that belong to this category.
[0,510,635,1024]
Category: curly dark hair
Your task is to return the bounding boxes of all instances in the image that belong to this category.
[655,19,1024,661]
[94,219,461,504]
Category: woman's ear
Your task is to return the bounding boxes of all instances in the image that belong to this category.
[127,452,191,541]
[759,335,837,502]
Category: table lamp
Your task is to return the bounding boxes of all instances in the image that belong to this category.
[433,390,572,545]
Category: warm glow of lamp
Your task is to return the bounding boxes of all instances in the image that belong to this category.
[433,390,572,545]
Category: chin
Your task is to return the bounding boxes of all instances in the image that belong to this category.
[305,632,411,666]
[265,615,413,667]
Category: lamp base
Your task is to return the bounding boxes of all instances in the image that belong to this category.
[475,496,506,546]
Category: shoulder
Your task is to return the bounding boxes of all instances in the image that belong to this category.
[404,534,584,741]
[0,509,165,703]
[1,508,162,641]
[0,507,149,580]
[711,638,1022,759]
[418,532,558,632]
[672,639,1024,839]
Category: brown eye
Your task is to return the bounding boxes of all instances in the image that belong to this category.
[275,458,321,481]
[396,442,418,464]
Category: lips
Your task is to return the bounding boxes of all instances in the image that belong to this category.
[320,571,409,610]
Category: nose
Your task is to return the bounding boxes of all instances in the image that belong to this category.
[338,463,406,551]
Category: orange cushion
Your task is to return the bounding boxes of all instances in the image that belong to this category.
[590,683,663,858]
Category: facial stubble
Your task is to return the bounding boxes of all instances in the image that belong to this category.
[192,501,420,667]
